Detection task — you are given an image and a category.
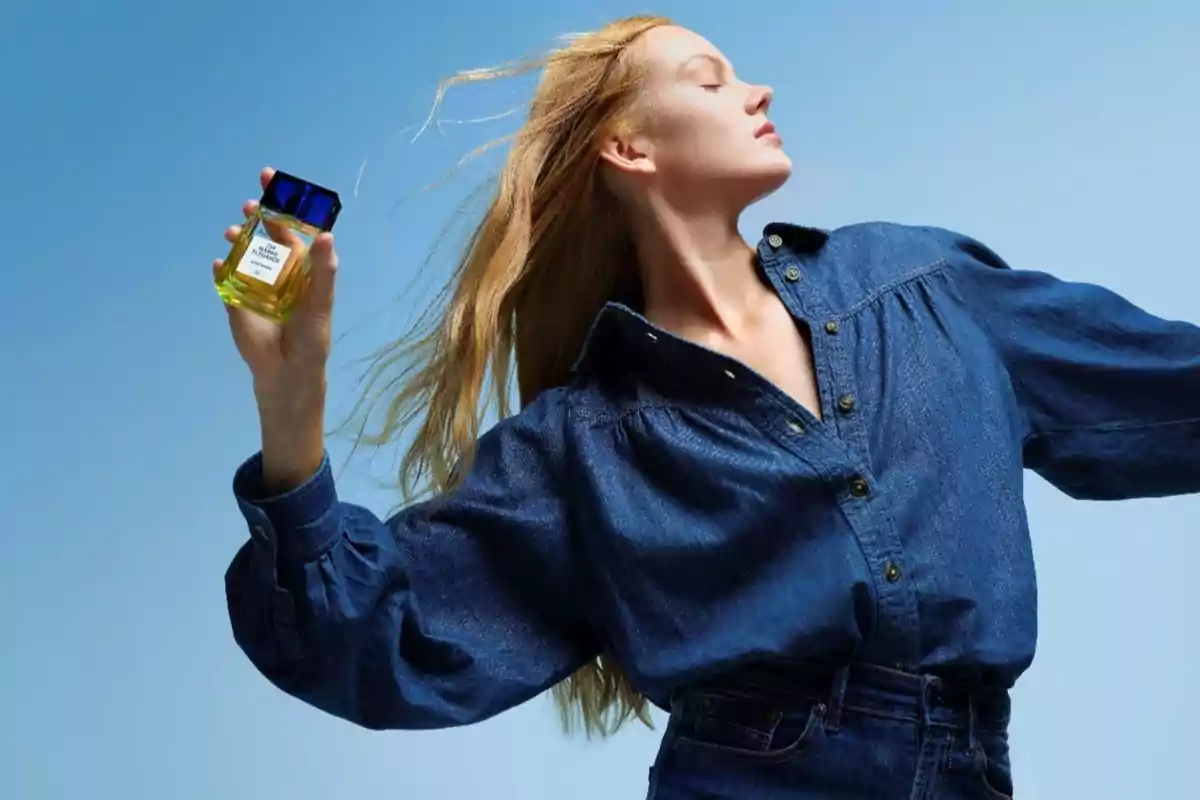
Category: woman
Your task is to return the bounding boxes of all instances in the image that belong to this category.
[218,15,1200,799]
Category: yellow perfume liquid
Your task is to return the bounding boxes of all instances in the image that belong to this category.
[215,171,341,323]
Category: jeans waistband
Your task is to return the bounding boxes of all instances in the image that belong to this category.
[675,661,1011,735]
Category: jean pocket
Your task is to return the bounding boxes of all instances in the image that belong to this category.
[669,692,827,765]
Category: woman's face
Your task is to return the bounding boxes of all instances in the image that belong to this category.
[608,25,792,209]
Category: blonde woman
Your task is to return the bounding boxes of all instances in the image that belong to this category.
[217,15,1200,799]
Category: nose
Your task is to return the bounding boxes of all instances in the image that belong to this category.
[747,84,774,115]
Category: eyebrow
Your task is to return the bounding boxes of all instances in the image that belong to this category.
[678,53,730,77]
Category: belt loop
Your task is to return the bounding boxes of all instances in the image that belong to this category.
[667,688,683,719]
[919,675,934,729]
[967,692,980,752]
[824,666,850,734]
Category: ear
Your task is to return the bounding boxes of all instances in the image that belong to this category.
[598,130,656,177]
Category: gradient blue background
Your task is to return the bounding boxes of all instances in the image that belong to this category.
[2,1,1197,797]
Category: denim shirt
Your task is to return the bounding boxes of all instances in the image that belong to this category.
[225,221,1200,731]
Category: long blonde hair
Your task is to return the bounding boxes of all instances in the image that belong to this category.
[353,15,671,737]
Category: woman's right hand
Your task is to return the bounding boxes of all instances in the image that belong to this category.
[214,166,339,492]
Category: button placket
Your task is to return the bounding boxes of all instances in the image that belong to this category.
[834,470,921,667]
[760,230,918,656]
[815,307,873,489]
[812,299,922,667]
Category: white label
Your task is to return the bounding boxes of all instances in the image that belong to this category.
[235,235,292,286]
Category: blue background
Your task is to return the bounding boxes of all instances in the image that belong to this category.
[2,1,1196,797]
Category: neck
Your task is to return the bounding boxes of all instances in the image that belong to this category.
[630,196,769,341]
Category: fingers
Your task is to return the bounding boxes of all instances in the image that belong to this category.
[213,169,275,319]
[261,217,305,250]
[223,198,261,243]
[301,233,338,316]
[216,167,334,333]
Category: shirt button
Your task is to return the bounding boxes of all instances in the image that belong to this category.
[884,561,902,582]
[767,234,784,248]
[824,320,839,335]
[837,394,857,414]
[784,266,801,282]
[786,420,805,434]
[849,477,870,498]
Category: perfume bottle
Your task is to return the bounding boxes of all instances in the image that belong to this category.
[215,171,342,323]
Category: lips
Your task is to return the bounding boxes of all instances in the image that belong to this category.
[755,120,778,139]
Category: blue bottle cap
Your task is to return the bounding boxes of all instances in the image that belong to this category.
[260,171,342,232]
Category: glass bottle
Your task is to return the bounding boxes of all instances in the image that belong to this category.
[215,171,342,323]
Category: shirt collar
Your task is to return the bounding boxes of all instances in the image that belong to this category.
[569,223,828,376]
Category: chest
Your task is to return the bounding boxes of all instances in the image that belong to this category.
[715,302,824,420]
[574,267,1030,584]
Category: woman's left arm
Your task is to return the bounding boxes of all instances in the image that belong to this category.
[936,227,1200,500]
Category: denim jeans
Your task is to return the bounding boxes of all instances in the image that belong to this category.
[646,662,1013,799]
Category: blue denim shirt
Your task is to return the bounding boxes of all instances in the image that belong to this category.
[225,221,1200,730]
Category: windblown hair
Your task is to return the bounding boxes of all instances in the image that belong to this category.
[352,15,672,737]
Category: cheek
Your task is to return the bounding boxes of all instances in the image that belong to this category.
[644,91,732,143]
[653,110,748,166]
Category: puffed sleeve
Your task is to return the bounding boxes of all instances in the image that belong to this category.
[938,227,1200,500]
[224,388,596,729]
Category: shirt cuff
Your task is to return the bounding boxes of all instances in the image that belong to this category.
[232,451,341,562]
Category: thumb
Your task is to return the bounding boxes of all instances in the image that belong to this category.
[301,233,338,316]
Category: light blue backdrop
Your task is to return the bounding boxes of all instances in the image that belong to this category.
[2,1,1196,797]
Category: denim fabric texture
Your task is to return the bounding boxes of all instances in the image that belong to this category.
[647,662,1014,799]
[225,221,1200,793]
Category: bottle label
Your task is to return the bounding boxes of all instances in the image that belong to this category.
[235,235,292,285]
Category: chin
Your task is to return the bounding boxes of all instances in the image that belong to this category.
[745,158,793,202]
[750,146,793,179]
[766,148,794,175]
